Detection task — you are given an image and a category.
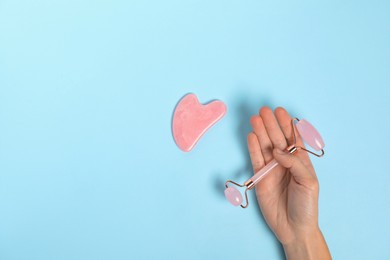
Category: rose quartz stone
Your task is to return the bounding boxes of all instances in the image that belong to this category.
[224,187,243,206]
[172,93,227,152]
[296,119,325,151]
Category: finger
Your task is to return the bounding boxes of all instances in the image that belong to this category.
[273,149,318,188]
[260,107,288,150]
[274,107,295,145]
[250,116,285,194]
[274,107,313,169]
[247,133,265,172]
[250,115,273,163]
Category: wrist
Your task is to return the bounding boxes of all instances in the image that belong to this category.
[282,228,331,260]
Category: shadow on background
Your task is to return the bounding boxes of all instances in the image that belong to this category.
[212,87,285,259]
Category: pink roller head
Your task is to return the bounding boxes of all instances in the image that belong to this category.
[224,187,243,206]
[296,119,325,151]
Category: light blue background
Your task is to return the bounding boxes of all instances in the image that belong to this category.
[1,0,389,259]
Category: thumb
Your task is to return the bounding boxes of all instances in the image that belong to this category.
[273,148,317,187]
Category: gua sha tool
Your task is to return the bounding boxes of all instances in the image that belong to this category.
[172,93,227,152]
[225,118,325,208]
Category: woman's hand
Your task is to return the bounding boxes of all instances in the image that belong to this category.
[247,107,331,260]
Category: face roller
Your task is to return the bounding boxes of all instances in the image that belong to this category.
[224,118,325,208]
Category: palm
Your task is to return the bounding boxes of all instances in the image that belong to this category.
[248,107,318,244]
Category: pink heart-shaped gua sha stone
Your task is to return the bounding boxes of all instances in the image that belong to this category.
[172,93,227,152]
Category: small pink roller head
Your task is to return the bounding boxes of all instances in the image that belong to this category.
[296,119,325,151]
[224,187,243,206]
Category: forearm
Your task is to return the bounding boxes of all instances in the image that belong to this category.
[282,228,331,260]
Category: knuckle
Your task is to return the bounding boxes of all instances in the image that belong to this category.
[274,139,286,150]
[307,178,319,190]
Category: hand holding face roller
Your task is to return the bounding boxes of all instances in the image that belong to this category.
[224,117,325,208]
